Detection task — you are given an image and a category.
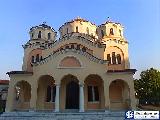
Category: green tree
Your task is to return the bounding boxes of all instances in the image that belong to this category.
[134,68,160,105]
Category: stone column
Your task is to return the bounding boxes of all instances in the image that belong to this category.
[104,80,110,113]
[5,83,15,112]
[29,83,38,112]
[79,82,84,112]
[55,84,60,112]
[129,82,136,110]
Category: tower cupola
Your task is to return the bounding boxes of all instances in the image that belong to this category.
[29,23,57,42]
[97,19,124,40]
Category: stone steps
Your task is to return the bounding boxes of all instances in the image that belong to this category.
[0,111,125,120]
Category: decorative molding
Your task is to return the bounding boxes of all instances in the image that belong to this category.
[32,48,108,67]
[23,32,105,49]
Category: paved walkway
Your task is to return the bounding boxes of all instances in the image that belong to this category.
[0,111,126,120]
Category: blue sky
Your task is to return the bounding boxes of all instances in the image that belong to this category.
[0,0,159,79]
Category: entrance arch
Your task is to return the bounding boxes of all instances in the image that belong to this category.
[14,80,31,110]
[60,74,79,110]
[37,75,55,110]
[84,74,105,110]
[109,80,130,110]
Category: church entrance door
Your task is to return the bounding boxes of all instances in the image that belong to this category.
[66,81,79,109]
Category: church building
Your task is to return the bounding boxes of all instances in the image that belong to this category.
[6,17,136,112]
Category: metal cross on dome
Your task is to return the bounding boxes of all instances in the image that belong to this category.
[43,21,47,24]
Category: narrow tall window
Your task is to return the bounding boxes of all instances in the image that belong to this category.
[46,86,56,102]
[107,54,111,64]
[117,54,121,64]
[66,28,69,34]
[71,44,74,49]
[101,30,104,38]
[96,29,98,34]
[112,52,116,64]
[48,32,51,39]
[31,56,34,63]
[76,44,80,50]
[36,54,39,62]
[65,46,69,49]
[86,27,89,34]
[76,26,78,32]
[119,29,122,36]
[110,28,114,35]
[82,47,86,52]
[38,31,41,38]
[46,86,51,102]
[31,33,34,38]
[40,56,43,61]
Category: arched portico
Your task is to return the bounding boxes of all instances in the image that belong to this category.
[14,80,31,111]
[84,74,105,110]
[109,79,130,110]
[36,75,55,110]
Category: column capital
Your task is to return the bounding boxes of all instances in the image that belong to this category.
[55,82,60,86]
[79,82,84,87]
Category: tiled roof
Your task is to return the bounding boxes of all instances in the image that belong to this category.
[6,71,33,75]
[107,69,137,73]
[30,23,55,32]
[59,17,96,30]
[0,80,9,84]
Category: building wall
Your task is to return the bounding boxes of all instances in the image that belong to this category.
[6,19,136,112]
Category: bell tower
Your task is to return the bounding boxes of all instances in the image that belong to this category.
[22,23,57,71]
[97,19,130,70]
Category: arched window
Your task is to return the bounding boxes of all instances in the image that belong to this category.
[76,26,78,32]
[40,56,43,61]
[117,54,121,64]
[107,54,111,64]
[60,48,64,51]
[96,29,98,34]
[66,28,69,34]
[112,52,116,64]
[71,44,74,49]
[110,28,114,35]
[65,45,69,49]
[119,29,122,36]
[48,32,51,39]
[31,56,34,63]
[31,33,34,38]
[82,47,86,52]
[38,31,41,38]
[36,54,39,62]
[76,44,80,50]
[86,27,89,34]
[101,30,104,38]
